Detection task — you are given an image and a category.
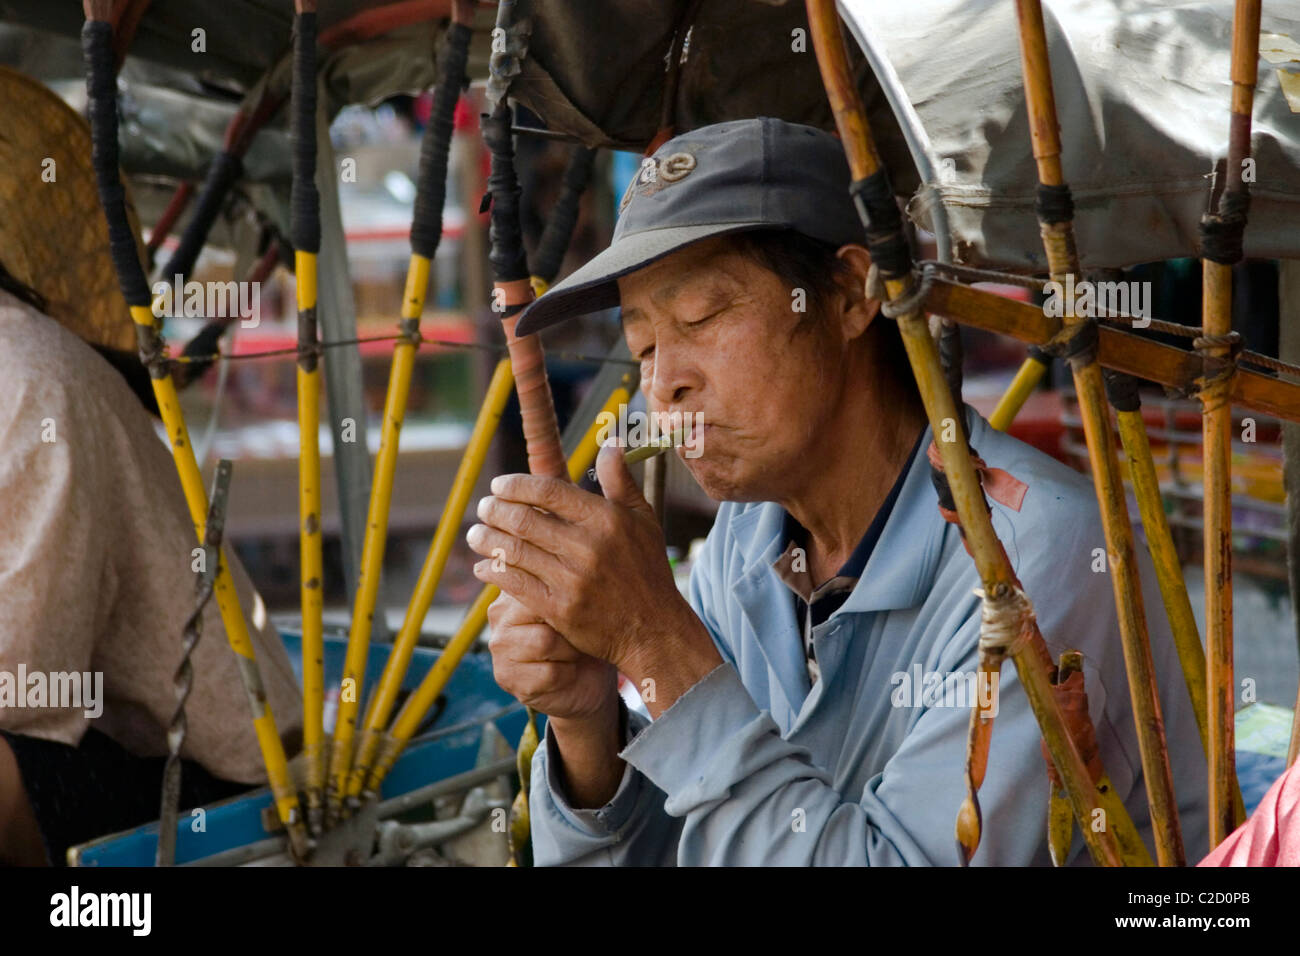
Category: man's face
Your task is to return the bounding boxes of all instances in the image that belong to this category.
[617,236,845,502]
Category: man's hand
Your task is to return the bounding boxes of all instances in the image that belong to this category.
[485,593,624,808]
[467,441,722,717]
[486,592,617,722]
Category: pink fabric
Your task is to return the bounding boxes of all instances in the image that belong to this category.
[1199,760,1300,866]
[925,441,1029,512]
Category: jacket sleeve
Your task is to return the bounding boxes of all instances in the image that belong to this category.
[528,703,683,866]
[613,606,1071,866]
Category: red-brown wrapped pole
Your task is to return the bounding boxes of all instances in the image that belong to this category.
[481,0,565,867]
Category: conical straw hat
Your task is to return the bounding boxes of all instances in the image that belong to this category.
[0,65,144,353]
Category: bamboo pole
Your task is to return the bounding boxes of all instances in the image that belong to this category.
[333,13,476,807]
[477,0,571,867]
[362,390,624,795]
[1045,651,1155,866]
[806,0,1130,867]
[1012,0,1183,865]
[325,263,421,820]
[83,3,310,860]
[290,0,326,837]
[348,358,516,797]
[1199,0,1260,848]
[989,351,1048,431]
[1202,263,1237,846]
[1111,391,1250,826]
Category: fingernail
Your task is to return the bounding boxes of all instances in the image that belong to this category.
[490,475,505,494]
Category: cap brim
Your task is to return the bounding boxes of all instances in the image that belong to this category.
[514,220,776,337]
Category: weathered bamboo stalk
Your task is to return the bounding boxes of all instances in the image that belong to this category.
[1200,0,1261,848]
[807,0,1132,866]
[1013,0,1183,865]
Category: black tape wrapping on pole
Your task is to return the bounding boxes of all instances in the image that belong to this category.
[482,102,530,296]
[939,320,964,405]
[1200,188,1249,266]
[1102,367,1142,413]
[849,170,910,280]
[82,20,151,309]
[1036,182,1075,225]
[410,22,472,260]
[291,10,321,256]
[848,166,986,535]
[533,147,596,285]
[159,150,244,284]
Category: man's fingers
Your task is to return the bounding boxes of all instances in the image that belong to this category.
[466,521,568,584]
[487,622,582,663]
[476,494,574,552]
[473,554,550,612]
[494,659,578,702]
[595,439,656,518]
[487,473,595,524]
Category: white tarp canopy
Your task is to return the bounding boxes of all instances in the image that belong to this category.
[842,0,1300,269]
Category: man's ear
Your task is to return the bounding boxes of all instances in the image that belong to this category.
[834,244,880,343]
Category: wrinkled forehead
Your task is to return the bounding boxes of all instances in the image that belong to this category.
[616,237,754,322]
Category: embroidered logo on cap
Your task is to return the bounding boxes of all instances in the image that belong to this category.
[618,151,697,213]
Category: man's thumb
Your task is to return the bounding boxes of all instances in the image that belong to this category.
[595,440,654,514]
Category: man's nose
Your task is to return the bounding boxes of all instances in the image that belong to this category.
[647,341,695,407]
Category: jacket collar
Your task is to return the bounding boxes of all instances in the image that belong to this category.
[725,408,984,626]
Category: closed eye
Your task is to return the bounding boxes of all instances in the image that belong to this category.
[685,306,726,328]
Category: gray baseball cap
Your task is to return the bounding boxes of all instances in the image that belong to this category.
[514,116,865,337]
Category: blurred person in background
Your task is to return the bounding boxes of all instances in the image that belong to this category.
[0,67,301,866]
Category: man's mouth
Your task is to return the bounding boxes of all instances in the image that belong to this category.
[680,415,711,459]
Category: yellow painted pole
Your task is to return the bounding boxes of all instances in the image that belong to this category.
[296,251,326,835]
[806,0,1126,867]
[347,357,516,797]
[84,2,309,858]
[990,352,1048,431]
[326,254,427,819]
[362,392,621,796]
[129,305,310,858]
[1013,0,1183,865]
[289,0,327,840]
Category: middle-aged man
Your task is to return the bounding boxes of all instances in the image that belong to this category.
[466,116,1209,865]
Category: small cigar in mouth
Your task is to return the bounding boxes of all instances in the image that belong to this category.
[622,426,688,465]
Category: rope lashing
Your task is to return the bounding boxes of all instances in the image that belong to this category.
[876,265,935,320]
[974,583,1035,663]
[1043,313,1099,369]
[1194,330,1243,412]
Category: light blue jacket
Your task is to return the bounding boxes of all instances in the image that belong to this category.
[530,407,1210,865]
